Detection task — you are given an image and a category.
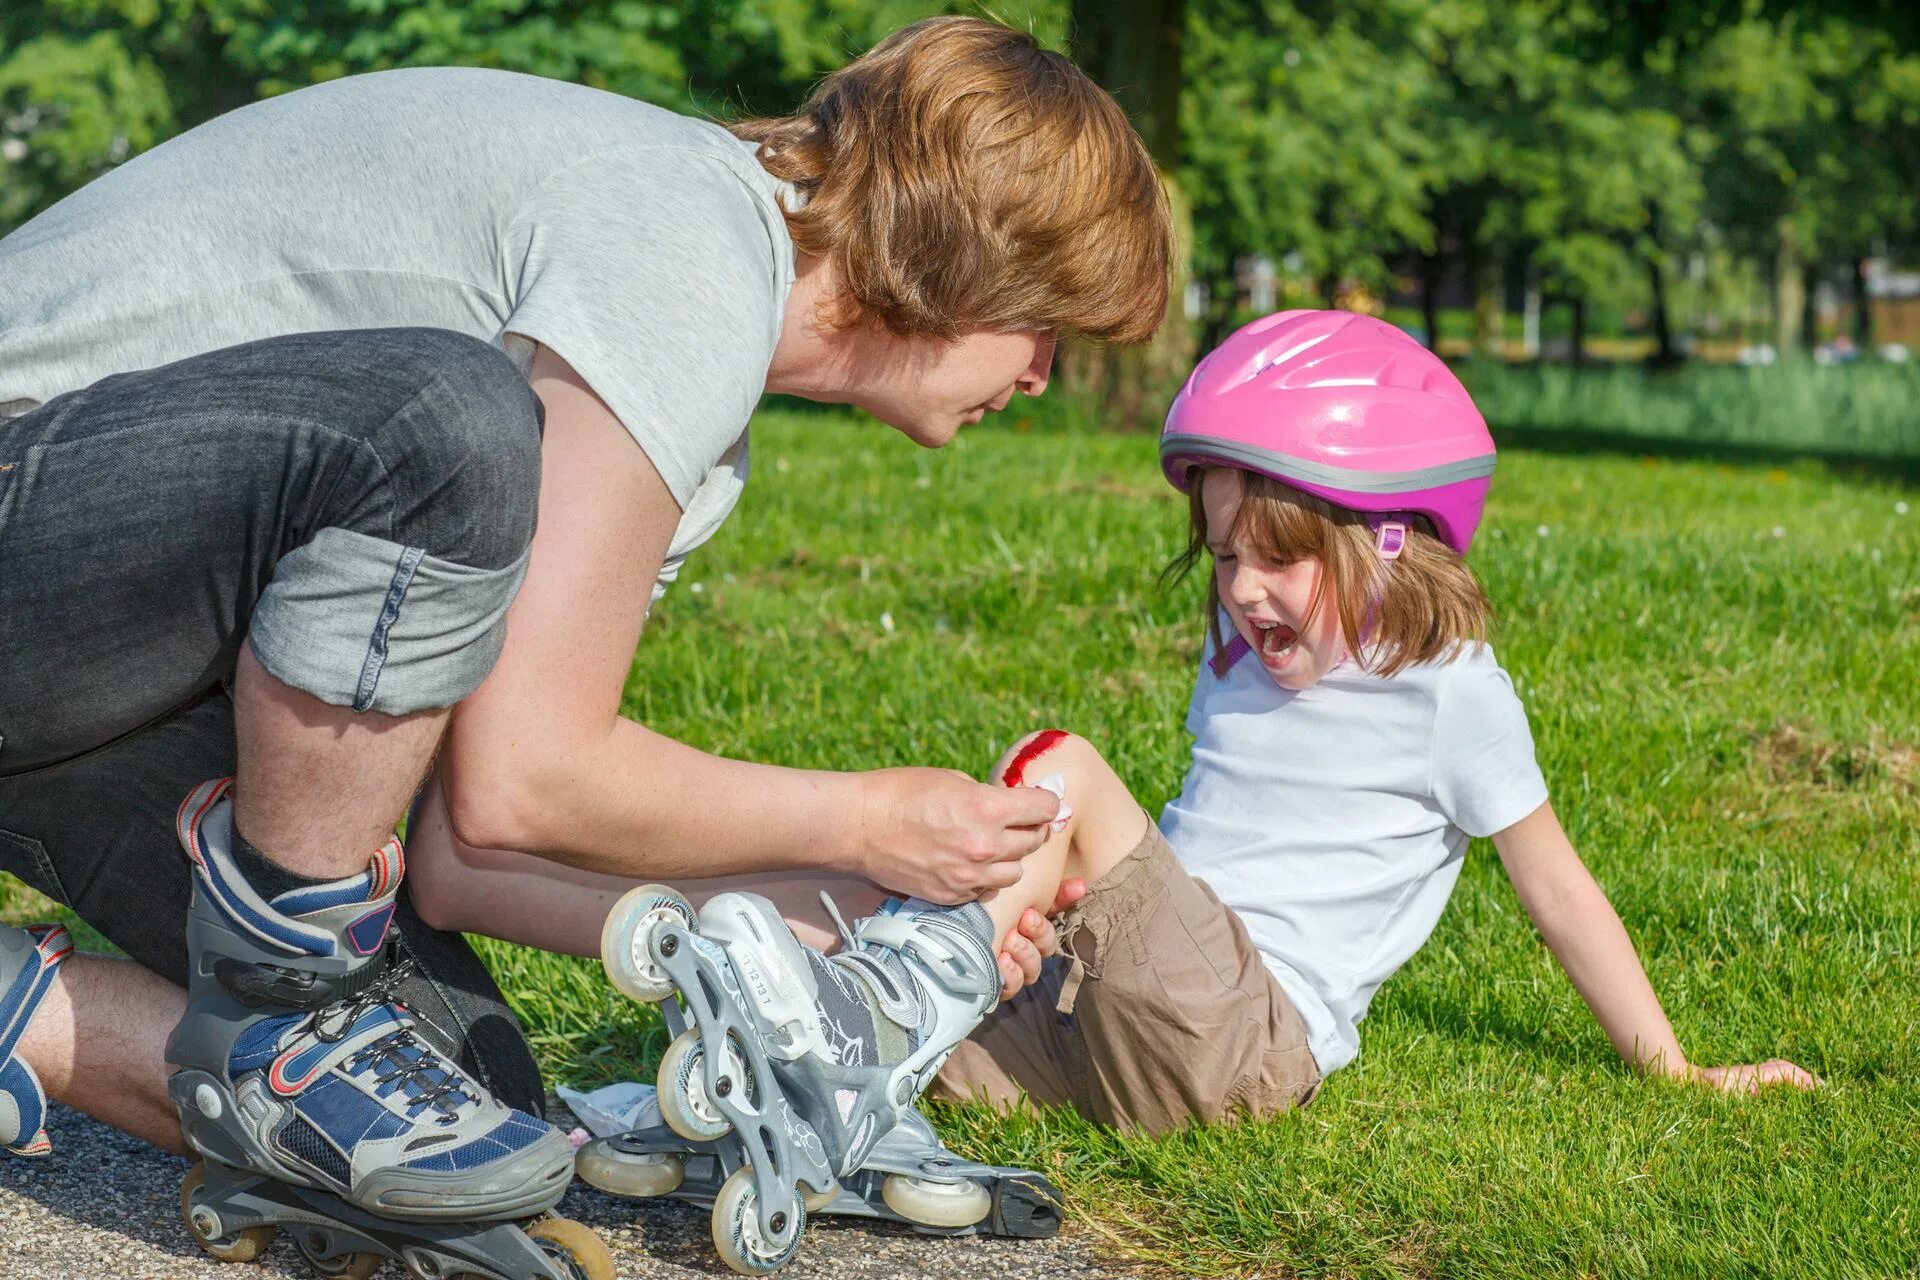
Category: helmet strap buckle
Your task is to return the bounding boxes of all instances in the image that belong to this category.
[1372,519,1408,561]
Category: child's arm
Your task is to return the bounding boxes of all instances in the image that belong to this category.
[1492,801,1819,1093]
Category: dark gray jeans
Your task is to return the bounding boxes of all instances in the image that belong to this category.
[0,328,547,1111]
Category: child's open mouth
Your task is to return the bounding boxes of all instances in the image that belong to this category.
[1255,619,1297,664]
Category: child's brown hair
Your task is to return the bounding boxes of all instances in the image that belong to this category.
[731,17,1171,343]
[1168,468,1492,678]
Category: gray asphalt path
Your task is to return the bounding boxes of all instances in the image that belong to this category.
[0,1106,1133,1280]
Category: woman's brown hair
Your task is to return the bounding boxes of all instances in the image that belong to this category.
[1167,468,1493,679]
[732,17,1171,343]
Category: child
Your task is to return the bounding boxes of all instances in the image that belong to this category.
[926,309,1820,1131]
[606,311,1816,1175]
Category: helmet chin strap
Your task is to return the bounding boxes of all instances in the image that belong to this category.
[1210,632,1251,678]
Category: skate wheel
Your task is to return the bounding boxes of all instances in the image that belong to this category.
[712,1166,803,1275]
[880,1173,992,1228]
[659,1028,750,1142]
[181,1163,277,1262]
[601,884,695,1003]
[575,1140,686,1198]
[801,1179,840,1214]
[527,1217,616,1280]
[293,1230,382,1279]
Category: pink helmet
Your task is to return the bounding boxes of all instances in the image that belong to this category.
[1160,310,1496,555]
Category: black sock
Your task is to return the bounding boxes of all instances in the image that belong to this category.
[230,824,334,902]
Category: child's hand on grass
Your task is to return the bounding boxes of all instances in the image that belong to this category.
[1689,1059,1822,1094]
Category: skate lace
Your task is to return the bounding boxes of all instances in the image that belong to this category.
[312,955,473,1123]
[821,892,861,952]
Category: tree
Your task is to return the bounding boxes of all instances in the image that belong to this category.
[1181,1,1436,346]
[0,19,171,230]
[1061,0,1194,424]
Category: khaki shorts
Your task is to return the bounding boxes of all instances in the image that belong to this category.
[931,819,1320,1136]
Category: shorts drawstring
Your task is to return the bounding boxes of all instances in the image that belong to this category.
[1052,909,1100,1016]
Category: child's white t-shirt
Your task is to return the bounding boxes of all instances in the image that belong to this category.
[1158,631,1548,1076]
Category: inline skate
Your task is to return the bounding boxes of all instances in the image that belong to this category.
[577,1093,1062,1242]
[594,884,1022,1273]
[167,778,612,1280]
[0,920,72,1158]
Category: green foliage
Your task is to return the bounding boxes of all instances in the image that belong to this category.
[0,24,170,227]
[1181,1,1435,301]
[5,0,1917,357]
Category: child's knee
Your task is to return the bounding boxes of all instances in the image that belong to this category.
[992,729,1140,847]
[992,728,1107,790]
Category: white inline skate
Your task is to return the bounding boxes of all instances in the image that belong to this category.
[577,1096,1063,1244]
[595,885,1012,1274]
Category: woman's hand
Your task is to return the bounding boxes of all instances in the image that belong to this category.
[855,767,1060,904]
[1688,1059,1822,1094]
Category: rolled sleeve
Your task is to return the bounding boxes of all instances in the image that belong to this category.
[248,527,529,715]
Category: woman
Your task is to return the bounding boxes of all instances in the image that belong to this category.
[0,13,1170,1223]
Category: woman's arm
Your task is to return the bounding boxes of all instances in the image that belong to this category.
[1492,802,1818,1093]
[432,345,1058,902]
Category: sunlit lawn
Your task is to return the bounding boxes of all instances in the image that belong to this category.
[7,408,1916,1277]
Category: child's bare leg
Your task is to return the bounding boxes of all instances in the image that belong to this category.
[669,733,1142,985]
[974,730,1150,949]
[406,737,1140,993]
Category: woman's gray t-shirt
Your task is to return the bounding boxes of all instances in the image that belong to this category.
[0,67,795,601]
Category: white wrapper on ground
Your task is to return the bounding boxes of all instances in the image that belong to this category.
[557,1081,663,1137]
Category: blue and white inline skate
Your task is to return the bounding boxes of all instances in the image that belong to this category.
[590,884,1060,1274]
[576,1095,1063,1247]
[0,919,72,1158]
[166,779,612,1280]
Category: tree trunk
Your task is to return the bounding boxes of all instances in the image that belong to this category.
[1800,260,1819,354]
[1570,296,1588,367]
[1419,251,1443,353]
[1467,243,1502,359]
[1060,0,1194,425]
[1522,273,1541,360]
[1774,222,1804,356]
[1646,254,1676,365]
[1854,255,1873,347]
[1070,0,1183,162]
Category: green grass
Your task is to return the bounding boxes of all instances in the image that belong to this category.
[1460,360,1920,466]
[486,412,1915,1277]
[7,410,1917,1277]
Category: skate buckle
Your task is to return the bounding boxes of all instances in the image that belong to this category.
[215,938,395,1010]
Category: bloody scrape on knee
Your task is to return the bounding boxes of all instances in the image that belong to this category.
[998,729,1071,787]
